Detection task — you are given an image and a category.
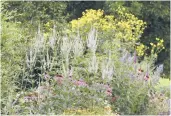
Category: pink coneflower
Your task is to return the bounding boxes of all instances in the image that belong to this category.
[106,90,112,96]
[144,65,149,81]
[104,84,112,96]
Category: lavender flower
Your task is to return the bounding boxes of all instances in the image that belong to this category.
[156,64,164,74]
[151,64,163,85]
[134,51,137,64]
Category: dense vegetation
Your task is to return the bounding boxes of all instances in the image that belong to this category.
[1,1,170,115]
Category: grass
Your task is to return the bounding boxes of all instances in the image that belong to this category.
[157,78,170,88]
[155,78,170,98]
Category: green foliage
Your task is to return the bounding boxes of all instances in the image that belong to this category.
[1,1,68,39]
[111,77,149,115]
[1,18,27,114]
[66,1,105,21]
[2,1,68,24]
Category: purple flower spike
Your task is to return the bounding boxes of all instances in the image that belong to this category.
[134,51,137,63]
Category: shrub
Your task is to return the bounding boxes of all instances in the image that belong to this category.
[111,77,149,115]
[1,19,28,114]
[70,9,146,54]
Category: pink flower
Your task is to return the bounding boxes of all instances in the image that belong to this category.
[106,91,112,96]
[144,66,149,81]
[73,79,88,87]
[104,84,112,96]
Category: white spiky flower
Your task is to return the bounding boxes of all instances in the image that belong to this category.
[61,36,72,58]
[72,34,84,57]
[88,53,98,73]
[49,26,57,49]
[87,28,98,53]
[101,51,114,80]
[34,25,45,50]
[49,36,56,49]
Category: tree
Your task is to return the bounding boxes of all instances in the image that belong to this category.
[2,1,68,33]
[66,1,105,21]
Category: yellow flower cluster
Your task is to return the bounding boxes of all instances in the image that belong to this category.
[44,21,53,32]
[136,44,146,56]
[70,9,146,42]
[71,9,115,32]
[150,38,165,54]
[70,9,147,56]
